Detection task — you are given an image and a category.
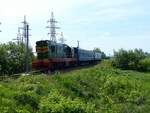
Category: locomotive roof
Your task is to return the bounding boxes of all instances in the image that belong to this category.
[36,40,71,48]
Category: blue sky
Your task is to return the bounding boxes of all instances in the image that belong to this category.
[0,0,149,55]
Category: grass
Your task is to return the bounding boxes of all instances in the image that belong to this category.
[0,60,150,113]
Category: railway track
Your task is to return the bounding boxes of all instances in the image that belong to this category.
[0,63,98,81]
[58,63,96,74]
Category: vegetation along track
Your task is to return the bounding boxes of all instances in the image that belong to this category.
[0,62,99,81]
[0,60,150,113]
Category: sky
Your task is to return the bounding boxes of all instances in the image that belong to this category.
[0,0,149,55]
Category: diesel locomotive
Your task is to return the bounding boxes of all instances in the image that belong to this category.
[32,40,101,71]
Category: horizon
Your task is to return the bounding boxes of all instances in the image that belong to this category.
[0,0,149,55]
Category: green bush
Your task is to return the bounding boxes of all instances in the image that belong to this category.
[13,91,39,112]
[0,98,16,113]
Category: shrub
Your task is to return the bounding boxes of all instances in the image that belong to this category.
[13,91,39,112]
[0,98,16,113]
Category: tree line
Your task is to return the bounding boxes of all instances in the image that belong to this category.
[0,42,149,75]
[112,48,150,72]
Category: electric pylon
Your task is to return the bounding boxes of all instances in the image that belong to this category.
[59,32,66,44]
[46,12,60,42]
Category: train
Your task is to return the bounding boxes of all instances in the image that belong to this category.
[32,40,102,72]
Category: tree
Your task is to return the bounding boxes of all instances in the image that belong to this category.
[113,48,147,70]
[94,48,101,53]
[94,48,106,59]
[138,57,150,71]
[113,49,129,69]
[0,42,34,75]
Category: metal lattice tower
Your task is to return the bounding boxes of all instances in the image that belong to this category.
[46,12,60,42]
[13,28,23,44]
[59,32,66,44]
[17,28,22,42]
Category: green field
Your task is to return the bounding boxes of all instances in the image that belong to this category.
[0,60,150,113]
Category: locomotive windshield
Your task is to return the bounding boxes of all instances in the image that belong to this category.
[36,40,49,59]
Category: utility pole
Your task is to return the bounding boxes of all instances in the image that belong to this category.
[22,16,30,74]
[46,12,60,42]
[25,24,29,73]
[22,16,27,44]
